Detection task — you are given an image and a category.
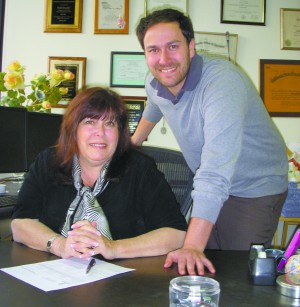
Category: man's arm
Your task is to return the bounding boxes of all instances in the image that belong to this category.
[164,217,216,275]
[131,117,156,146]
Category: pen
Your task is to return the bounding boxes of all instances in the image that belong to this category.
[86,258,96,274]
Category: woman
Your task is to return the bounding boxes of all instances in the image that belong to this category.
[11,87,187,260]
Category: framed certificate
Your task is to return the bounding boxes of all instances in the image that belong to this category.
[44,0,83,33]
[260,59,300,117]
[194,31,238,64]
[94,0,129,34]
[221,0,266,26]
[122,96,146,135]
[144,0,188,15]
[281,8,300,50]
[48,56,86,106]
[110,52,148,88]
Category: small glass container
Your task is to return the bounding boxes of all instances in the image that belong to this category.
[169,276,220,307]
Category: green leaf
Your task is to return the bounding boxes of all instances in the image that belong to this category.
[47,87,62,106]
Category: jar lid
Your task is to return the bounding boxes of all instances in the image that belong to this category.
[170,276,220,296]
[276,274,300,298]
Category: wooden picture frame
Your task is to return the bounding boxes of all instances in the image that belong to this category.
[110,52,148,88]
[122,96,146,135]
[44,0,83,33]
[194,31,238,64]
[48,56,86,106]
[280,8,300,50]
[144,0,188,16]
[221,0,266,26]
[94,0,129,34]
[259,59,300,117]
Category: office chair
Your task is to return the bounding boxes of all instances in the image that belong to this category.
[139,146,194,217]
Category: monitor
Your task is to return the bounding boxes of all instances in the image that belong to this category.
[0,106,27,173]
[26,111,63,169]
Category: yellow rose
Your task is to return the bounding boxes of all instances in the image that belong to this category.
[64,70,75,80]
[4,71,25,90]
[7,61,24,72]
[41,100,52,110]
[59,87,68,95]
[51,69,64,81]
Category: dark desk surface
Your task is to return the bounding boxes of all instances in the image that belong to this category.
[0,242,298,307]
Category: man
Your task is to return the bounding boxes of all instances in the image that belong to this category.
[132,8,288,276]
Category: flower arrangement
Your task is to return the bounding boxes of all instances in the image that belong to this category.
[288,147,300,182]
[0,61,75,112]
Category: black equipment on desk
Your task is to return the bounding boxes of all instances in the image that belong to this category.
[248,244,278,285]
[26,111,62,169]
[247,240,300,286]
[0,107,62,218]
[0,106,63,173]
[0,180,22,217]
[0,194,18,216]
[0,107,27,173]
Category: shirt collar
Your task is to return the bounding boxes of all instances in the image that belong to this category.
[150,54,203,104]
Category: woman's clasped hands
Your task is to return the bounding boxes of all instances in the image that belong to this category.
[63,220,115,260]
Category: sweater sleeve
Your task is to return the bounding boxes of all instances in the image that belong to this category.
[190,65,248,223]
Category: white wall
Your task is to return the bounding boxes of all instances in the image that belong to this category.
[2,0,300,150]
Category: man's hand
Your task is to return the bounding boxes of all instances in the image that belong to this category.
[164,217,216,275]
[164,247,215,275]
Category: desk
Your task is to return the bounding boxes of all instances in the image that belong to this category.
[0,242,297,307]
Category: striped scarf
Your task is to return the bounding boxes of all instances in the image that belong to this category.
[61,155,112,240]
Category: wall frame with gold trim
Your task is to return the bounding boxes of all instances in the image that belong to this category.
[48,56,86,107]
[259,59,300,117]
[44,0,83,33]
[280,8,300,50]
[94,0,129,34]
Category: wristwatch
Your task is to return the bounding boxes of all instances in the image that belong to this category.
[46,235,60,253]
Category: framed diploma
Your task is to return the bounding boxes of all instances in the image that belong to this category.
[48,56,86,106]
[145,0,188,15]
[122,96,146,135]
[110,52,148,88]
[94,0,129,34]
[221,0,266,26]
[281,8,300,50]
[260,59,300,117]
[44,0,83,33]
[194,31,238,64]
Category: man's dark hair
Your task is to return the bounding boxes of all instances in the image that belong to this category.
[136,8,194,50]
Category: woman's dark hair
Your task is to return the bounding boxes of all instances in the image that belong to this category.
[55,87,131,181]
[136,8,194,50]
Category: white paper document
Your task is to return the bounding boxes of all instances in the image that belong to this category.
[1,257,134,292]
